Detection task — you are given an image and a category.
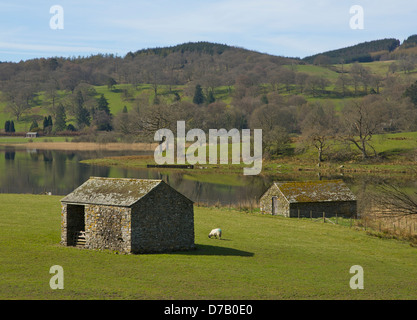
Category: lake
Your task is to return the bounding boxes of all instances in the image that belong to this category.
[0,146,273,206]
[1,145,415,206]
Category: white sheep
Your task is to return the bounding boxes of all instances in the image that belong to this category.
[208,228,222,240]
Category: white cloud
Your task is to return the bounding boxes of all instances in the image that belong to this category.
[0,41,112,54]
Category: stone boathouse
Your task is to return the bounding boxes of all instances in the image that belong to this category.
[260,180,357,218]
[60,177,195,254]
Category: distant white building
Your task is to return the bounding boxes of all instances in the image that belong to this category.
[26,132,38,138]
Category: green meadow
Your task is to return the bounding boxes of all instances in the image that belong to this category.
[1,193,416,300]
[0,136,72,144]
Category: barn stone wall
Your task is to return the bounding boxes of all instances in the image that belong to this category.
[260,186,290,216]
[84,205,131,253]
[60,204,69,245]
[130,183,195,254]
[289,201,357,218]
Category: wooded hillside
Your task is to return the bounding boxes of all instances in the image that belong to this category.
[1,38,417,162]
[303,38,401,64]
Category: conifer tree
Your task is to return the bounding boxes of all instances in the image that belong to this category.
[55,104,67,132]
[43,117,49,131]
[75,91,90,129]
[193,84,205,105]
[207,90,216,104]
[97,94,111,115]
[4,121,10,133]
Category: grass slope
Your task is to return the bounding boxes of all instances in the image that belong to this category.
[1,194,416,300]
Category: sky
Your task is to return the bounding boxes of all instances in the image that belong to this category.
[0,0,416,62]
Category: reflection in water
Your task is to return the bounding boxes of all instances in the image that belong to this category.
[0,146,271,205]
[5,150,15,161]
[1,146,416,206]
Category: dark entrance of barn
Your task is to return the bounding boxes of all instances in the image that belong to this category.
[65,204,85,246]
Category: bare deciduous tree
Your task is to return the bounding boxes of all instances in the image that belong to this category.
[1,83,35,121]
[340,98,382,159]
[374,183,417,217]
[300,102,339,163]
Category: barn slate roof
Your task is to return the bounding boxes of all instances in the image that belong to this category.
[61,177,165,207]
[273,180,356,204]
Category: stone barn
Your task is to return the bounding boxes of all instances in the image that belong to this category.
[60,177,195,254]
[260,180,357,218]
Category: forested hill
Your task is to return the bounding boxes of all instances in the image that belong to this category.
[303,38,401,64]
[1,37,416,92]
[1,37,416,99]
[0,41,298,92]
[128,41,238,57]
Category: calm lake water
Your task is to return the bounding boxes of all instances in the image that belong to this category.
[0,146,273,205]
[1,146,415,206]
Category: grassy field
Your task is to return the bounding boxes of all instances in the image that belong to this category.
[1,193,417,300]
[291,64,340,80]
[0,136,73,144]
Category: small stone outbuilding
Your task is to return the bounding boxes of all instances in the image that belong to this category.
[260,180,357,218]
[60,177,195,254]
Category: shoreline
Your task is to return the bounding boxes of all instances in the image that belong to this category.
[0,141,159,151]
[2,141,416,176]
[81,154,417,177]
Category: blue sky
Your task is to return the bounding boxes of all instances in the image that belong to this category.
[0,0,416,62]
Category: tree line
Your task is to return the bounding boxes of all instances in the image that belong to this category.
[303,38,401,64]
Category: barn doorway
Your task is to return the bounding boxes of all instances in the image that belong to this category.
[66,204,85,246]
[272,197,278,215]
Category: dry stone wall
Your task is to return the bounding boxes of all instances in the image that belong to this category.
[130,183,195,254]
[260,186,289,216]
[84,205,131,253]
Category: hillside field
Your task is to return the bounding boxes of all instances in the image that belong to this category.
[1,194,417,300]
